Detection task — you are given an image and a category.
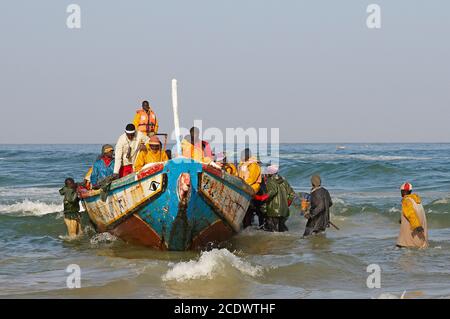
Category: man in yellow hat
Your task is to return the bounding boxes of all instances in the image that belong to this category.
[134,135,168,171]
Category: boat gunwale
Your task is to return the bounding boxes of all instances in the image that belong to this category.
[78,162,165,200]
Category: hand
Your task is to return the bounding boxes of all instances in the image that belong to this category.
[304,212,311,219]
[139,144,147,152]
[209,161,221,170]
[412,226,425,241]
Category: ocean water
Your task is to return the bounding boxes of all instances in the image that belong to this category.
[0,143,449,299]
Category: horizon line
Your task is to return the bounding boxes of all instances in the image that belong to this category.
[1,142,450,145]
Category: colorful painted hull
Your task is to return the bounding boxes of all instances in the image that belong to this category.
[78,158,254,251]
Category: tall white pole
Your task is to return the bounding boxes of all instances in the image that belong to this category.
[172,79,182,157]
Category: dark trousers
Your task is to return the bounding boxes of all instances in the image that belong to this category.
[243,201,265,228]
[263,216,288,232]
[303,214,327,237]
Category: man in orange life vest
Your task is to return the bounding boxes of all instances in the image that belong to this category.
[133,100,159,137]
[180,126,213,162]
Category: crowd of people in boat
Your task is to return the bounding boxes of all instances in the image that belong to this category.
[59,100,428,250]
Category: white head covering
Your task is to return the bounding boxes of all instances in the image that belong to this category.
[215,152,226,162]
[266,165,279,175]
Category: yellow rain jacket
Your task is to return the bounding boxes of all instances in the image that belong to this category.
[223,163,237,176]
[180,139,212,164]
[398,193,428,248]
[401,194,422,230]
[84,167,93,189]
[134,146,168,172]
[238,157,262,193]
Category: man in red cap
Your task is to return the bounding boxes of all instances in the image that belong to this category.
[397,182,428,249]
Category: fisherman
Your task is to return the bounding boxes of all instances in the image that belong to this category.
[91,144,115,188]
[134,135,169,171]
[261,165,296,232]
[238,148,262,193]
[180,126,213,162]
[303,175,333,237]
[215,152,237,176]
[113,124,150,178]
[397,182,428,249]
[238,148,263,228]
[59,178,82,238]
[133,100,159,136]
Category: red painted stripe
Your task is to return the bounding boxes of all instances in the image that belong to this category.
[202,164,223,178]
[137,163,164,180]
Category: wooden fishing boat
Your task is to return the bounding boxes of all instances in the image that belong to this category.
[78,158,254,251]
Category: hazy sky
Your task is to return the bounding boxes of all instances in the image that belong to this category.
[0,0,449,143]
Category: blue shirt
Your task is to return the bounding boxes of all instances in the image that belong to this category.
[91,157,115,186]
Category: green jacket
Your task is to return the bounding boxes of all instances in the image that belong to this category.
[279,176,296,205]
[59,186,80,213]
[261,174,295,218]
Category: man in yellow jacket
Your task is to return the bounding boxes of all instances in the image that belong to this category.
[397,182,428,249]
[180,127,213,164]
[238,148,262,193]
[238,148,263,228]
[215,152,237,176]
[134,135,168,171]
[133,100,159,136]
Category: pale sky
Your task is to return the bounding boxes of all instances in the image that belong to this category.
[0,0,449,143]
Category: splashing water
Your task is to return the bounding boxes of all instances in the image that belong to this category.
[90,232,119,245]
[162,249,264,282]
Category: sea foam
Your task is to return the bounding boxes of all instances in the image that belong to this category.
[90,232,118,245]
[0,200,62,216]
[162,249,263,282]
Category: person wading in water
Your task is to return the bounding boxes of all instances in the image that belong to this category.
[59,178,82,238]
[397,182,428,249]
[303,175,333,237]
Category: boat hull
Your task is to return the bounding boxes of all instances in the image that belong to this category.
[79,158,254,251]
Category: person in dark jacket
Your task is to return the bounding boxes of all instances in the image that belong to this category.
[59,178,82,238]
[303,175,333,237]
[261,165,296,232]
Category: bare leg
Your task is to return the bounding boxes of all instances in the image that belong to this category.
[64,218,79,237]
[76,218,83,236]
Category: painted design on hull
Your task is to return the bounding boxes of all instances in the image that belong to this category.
[199,172,251,233]
[83,173,164,230]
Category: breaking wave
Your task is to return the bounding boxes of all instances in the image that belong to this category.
[162,249,263,282]
[0,200,62,216]
[0,187,60,199]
